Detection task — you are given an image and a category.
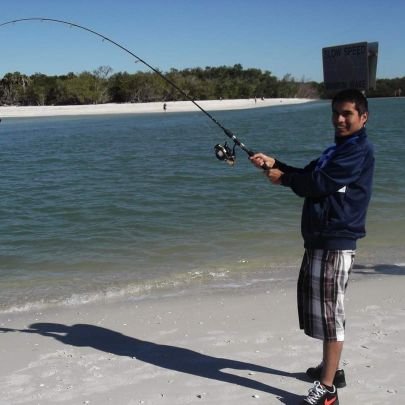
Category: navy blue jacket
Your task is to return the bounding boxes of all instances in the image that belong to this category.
[277,128,374,250]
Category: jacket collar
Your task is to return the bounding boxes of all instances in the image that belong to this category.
[335,127,366,145]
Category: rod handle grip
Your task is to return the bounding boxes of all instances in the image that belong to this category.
[248,151,270,170]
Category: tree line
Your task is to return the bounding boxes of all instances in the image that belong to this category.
[0,64,403,106]
[0,64,318,106]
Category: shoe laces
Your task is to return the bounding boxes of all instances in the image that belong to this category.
[304,381,328,404]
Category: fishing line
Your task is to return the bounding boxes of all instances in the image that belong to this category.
[0,17,266,167]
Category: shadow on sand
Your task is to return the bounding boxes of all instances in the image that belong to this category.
[1,322,308,404]
[353,263,405,276]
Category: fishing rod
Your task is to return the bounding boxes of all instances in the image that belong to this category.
[0,17,264,167]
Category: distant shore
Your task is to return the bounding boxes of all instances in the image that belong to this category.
[0,98,312,118]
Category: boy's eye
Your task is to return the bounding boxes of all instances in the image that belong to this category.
[333,111,353,118]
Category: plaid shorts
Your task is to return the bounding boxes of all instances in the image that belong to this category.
[297,249,355,341]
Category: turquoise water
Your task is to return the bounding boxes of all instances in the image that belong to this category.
[1,99,404,312]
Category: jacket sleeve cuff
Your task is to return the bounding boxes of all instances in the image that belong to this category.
[280,173,292,187]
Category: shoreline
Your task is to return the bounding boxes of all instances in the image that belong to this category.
[0,273,404,404]
[0,98,313,118]
[0,258,403,316]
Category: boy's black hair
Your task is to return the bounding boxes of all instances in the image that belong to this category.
[332,89,368,115]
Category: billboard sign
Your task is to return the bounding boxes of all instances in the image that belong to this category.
[322,42,378,91]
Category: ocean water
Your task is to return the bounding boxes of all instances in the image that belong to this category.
[1,98,404,312]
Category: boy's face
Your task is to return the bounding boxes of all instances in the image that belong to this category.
[332,101,368,136]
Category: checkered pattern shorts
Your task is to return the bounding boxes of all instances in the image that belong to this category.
[297,249,355,341]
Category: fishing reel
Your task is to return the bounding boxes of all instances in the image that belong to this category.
[214,142,236,166]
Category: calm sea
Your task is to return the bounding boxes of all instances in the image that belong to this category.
[1,98,404,312]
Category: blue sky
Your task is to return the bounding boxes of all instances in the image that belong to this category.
[1,0,404,82]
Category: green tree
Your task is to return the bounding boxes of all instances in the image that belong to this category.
[0,72,30,105]
[93,65,113,103]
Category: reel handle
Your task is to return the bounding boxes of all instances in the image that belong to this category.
[215,142,270,170]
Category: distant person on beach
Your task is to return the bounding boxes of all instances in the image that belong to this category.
[163,103,167,111]
[250,89,374,405]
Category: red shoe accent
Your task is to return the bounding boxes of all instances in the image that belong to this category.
[324,398,337,405]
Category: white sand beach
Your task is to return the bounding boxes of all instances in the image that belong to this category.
[1,272,404,404]
[0,98,312,118]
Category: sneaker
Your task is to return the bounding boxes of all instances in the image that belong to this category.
[306,364,346,388]
[301,381,339,405]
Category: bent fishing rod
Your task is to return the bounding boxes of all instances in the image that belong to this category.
[0,17,266,167]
